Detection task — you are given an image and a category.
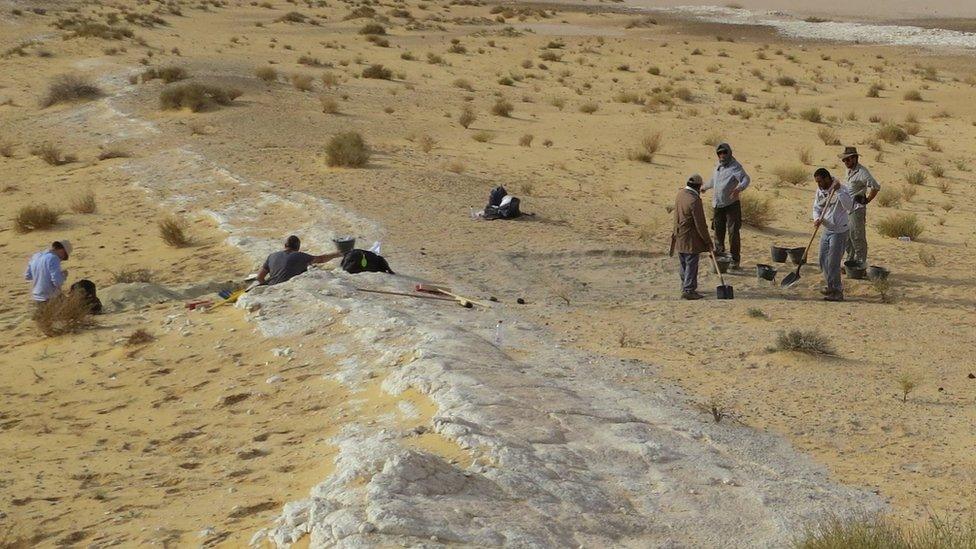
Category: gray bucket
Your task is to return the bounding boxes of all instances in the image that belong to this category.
[332,236,356,253]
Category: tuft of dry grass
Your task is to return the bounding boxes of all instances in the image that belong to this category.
[14,205,60,233]
[40,74,102,108]
[158,216,191,247]
[740,194,776,229]
[126,328,155,346]
[159,83,241,112]
[319,96,339,114]
[255,66,278,82]
[472,130,493,143]
[817,127,840,145]
[34,292,95,337]
[140,66,188,83]
[491,98,514,117]
[361,64,392,79]
[903,89,923,101]
[772,165,808,186]
[459,105,476,128]
[519,134,534,147]
[904,170,926,186]
[0,141,14,158]
[876,124,908,144]
[875,187,901,208]
[627,131,663,163]
[417,134,436,153]
[798,147,812,165]
[876,212,923,239]
[97,147,130,161]
[69,190,96,214]
[31,143,76,166]
[578,101,599,114]
[290,73,314,91]
[775,329,835,355]
[325,132,370,167]
[799,107,822,123]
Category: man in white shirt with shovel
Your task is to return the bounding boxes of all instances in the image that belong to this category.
[812,168,854,302]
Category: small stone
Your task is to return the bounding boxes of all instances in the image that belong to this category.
[199,527,217,538]
[358,522,376,534]
[266,375,284,384]
[969,373,975,379]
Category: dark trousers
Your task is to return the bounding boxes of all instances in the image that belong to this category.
[712,201,742,264]
[678,253,700,293]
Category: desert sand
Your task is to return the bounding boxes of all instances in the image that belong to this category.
[1,0,974,546]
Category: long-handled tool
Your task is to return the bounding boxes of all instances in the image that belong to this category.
[356,287,455,302]
[415,283,491,308]
[782,186,836,288]
[709,250,734,299]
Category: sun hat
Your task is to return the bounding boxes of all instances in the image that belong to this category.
[839,146,859,160]
[687,174,704,187]
[55,239,72,258]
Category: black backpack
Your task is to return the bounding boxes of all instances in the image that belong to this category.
[484,186,522,220]
[70,279,103,314]
[341,249,395,274]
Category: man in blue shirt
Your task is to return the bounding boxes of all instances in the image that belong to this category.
[25,240,72,303]
[701,143,751,270]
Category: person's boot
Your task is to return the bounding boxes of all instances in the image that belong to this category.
[824,291,844,302]
[820,286,832,295]
[681,291,704,300]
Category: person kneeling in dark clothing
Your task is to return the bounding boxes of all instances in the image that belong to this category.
[70,279,103,314]
[257,235,343,286]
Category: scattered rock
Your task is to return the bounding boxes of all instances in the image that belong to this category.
[266,375,284,384]
[217,393,250,407]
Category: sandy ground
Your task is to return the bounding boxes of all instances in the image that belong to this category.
[623,0,976,21]
[1,0,975,544]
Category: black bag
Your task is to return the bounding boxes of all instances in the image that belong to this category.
[341,249,395,274]
[484,196,521,220]
[488,186,508,207]
[70,279,103,314]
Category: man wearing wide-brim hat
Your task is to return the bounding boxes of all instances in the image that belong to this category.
[839,146,881,268]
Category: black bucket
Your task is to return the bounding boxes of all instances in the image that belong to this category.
[756,264,777,281]
[332,236,356,253]
[844,259,867,279]
[771,245,788,263]
[716,285,734,299]
[787,247,807,265]
[868,266,890,281]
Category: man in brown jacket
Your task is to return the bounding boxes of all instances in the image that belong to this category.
[670,174,714,300]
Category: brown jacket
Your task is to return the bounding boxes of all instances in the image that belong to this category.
[670,188,713,255]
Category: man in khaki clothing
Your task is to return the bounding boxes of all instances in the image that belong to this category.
[669,174,714,300]
[839,146,881,267]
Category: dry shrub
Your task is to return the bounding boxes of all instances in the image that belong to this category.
[34,292,95,337]
[796,513,976,549]
[325,132,370,167]
[97,147,130,160]
[740,194,776,229]
[798,147,812,165]
[141,66,188,83]
[158,216,191,247]
[453,78,473,91]
[491,98,514,117]
[15,205,60,233]
[111,268,154,283]
[159,83,241,112]
[817,127,840,145]
[904,170,926,186]
[68,22,134,40]
[321,72,339,88]
[459,106,476,128]
[31,143,76,166]
[70,190,96,214]
[900,184,917,203]
[903,89,923,101]
[472,130,493,143]
[877,124,908,143]
[775,75,796,87]
[578,101,599,114]
[877,212,923,239]
[0,141,14,157]
[319,96,339,114]
[126,328,155,345]
[361,64,392,79]
[628,131,663,163]
[772,165,807,186]
[918,249,936,268]
[291,73,314,91]
[255,66,277,82]
[775,329,835,355]
[925,137,942,152]
[799,107,822,123]
[358,23,385,35]
[417,134,436,153]
[40,74,103,107]
[875,187,901,207]
[519,134,533,147]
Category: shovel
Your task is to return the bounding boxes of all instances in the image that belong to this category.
[708,250,734,299]
[782,186,836,288]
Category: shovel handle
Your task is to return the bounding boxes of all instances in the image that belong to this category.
[802,186,837,263]
[708,250,727,287]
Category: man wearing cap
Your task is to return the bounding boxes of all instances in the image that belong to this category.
[670,175,714,300]
[839,146,880,267]
[24,240,72,305]
[257,235,343,286]
[701,142,750,270]
[812,168,854,302]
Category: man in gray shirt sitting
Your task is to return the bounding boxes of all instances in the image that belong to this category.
[257,235,343,285]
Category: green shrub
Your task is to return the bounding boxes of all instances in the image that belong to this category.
[325,132,370,167]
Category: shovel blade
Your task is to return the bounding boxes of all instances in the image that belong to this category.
[781,271,800,288]
[716,285,734,300]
